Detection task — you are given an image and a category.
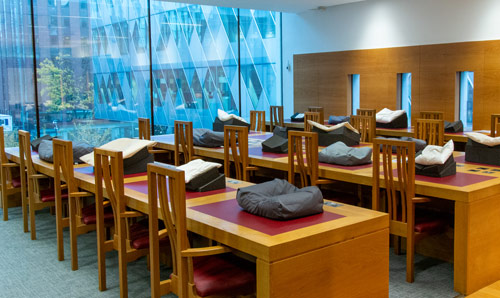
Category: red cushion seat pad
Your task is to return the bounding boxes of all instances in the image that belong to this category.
[414,217,447,234]
[193,254,256,297]
[130,220,169,250]
[40,188,68,202]
[11,176,22,188]
[81,203,114,225]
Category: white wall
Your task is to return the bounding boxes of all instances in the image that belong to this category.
[282,0,500,116]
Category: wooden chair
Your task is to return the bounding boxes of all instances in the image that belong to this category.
[415,119,444,146]
[420,111,444,120]
[224,125,257,182]
[94,148,160,297]
[350,115,376,142]
[491,114,500,137]
[357,108,376,117]
[138,117,151,140]
[250,110,266,133]
[304,112,320,132]
[308,106,324,124]
[174,121,198,166]
[372,138,446,282]
[19,130,57,240]
[288,131,329,187]
[52,138,113,270]
[147,163,256,298]
[0,126,22,221]
[269,105,284,131]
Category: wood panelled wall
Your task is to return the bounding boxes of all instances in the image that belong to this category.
[294,40,500,129]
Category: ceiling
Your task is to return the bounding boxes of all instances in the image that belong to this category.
[156,0,367,13]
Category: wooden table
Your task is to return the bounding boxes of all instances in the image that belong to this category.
[151,132,500,295]
[5,148,389,298]
[277,118,483,143]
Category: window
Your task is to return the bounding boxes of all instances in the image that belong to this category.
[351,74,360,115]
[399,73,411,127]
[459,71,474,130]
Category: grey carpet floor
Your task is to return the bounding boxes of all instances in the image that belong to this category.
[0,207,459,298]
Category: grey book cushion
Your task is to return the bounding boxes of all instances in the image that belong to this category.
[318,141,372,166]
[236,179,323,220]
[444,120,464,133]
[193,128,224,147]
[376,136,427,153]
[328,115,350,125]
[38,140,94,164]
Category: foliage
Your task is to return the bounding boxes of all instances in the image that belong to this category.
[37,55,93,113]
[67,121,112,147]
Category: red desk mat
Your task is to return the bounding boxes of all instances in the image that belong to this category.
[387,169,495,187]
[190,199,345,236]
[75,166,146,179]
[320,162,372,171]
[248,147,287,159]
[124,179,236,200]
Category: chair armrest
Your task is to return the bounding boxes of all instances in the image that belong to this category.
[2,163,18,168]
[412,197,431,204]
[30,174,47,180]
[70,191,91,198]
[316,179,332,185]
[181,245,232,258]
[246,166,258,172]
[120,211,143,218]
[158,228,168,239]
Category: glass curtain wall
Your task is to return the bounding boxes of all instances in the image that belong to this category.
[0,0,36,145]
[0,0,281,140]
[401,73,411,127]
[459,71,474,130]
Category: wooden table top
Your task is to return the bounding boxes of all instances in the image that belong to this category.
[277,118,486,143]
[5,148,388,263]
[152,133,500,203]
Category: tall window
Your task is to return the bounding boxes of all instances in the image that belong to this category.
[0,0,36,145]
[399,73,411,127]
[459,71,474,130]
[0,1,282,139]
[351,74,360,115]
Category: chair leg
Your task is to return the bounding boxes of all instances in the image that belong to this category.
[393,236,401,255]
[118,229,128,298]
[69,198,78,271]
[406,235,415,283]
[29,196,36,240]
[96,203,107,291]
[55,196,64,261]
[22,191,28,233]
[2,189,8,221]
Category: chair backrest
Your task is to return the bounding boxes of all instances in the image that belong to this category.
[18,130,35,177]
[269,105,284,131]
[174,121,194,166]
[94,148,125,226]
[138,118,151,140]
[357,108,376,117]
[304,112,320,132]
[0,126,8,165]
[420,111,444,120]
[415,119,444,146]
[350,115,376,142]
[308,106,324,124]
[147,163,190,296]
[52,138,77,196]
[497,123,500,139]
[288,131,319,187]
[224,125,250,181]
[491,114,500,137]
[250,110,266,133]
[372,138,415,227]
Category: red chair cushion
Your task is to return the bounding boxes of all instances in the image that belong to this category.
[81,204,114,225]
[130,220,169,250]
[193,254,256,297]
[414,217,447,234]
[11,176,21,188]
[40,188,68,202]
